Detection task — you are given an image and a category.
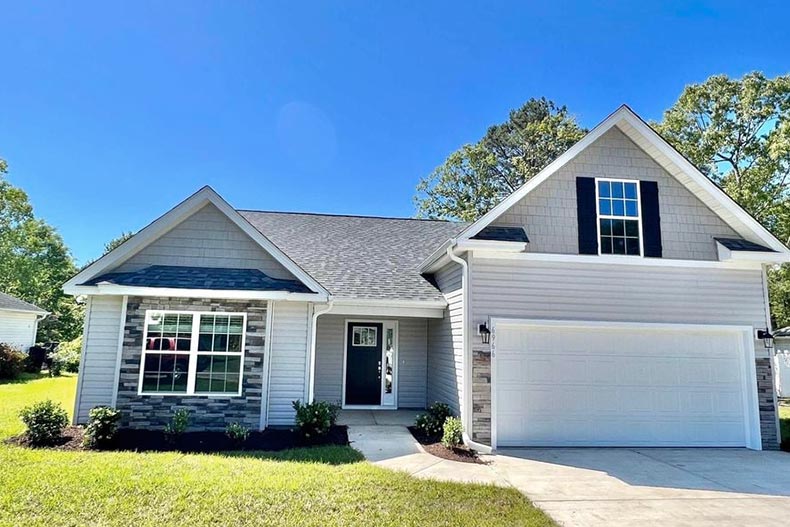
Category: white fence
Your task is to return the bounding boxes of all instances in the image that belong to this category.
[775,340,790,398]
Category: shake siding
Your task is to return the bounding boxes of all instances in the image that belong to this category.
[470,257,770,359]
[314,314,428,408]
[75,295,125,423]
[0,311,38,350]
[267,301,311,425]
[115,203,296,280]
[426,262,464,414]
[491,126,739,260]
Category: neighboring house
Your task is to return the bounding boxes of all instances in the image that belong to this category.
[0,292,47,350]
[773,328,790,398]
[64,105,790,451]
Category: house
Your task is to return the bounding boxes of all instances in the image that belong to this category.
[773,327,790,398]
[64,105,790,451]
[0,291,47,351]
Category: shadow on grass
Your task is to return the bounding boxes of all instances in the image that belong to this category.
[0,372,50,385]
[219,445,365,465]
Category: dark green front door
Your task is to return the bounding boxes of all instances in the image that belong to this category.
[345,322,383,405]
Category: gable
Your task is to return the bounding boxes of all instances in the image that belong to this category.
[112,203,297,279]
[492,127,739,260]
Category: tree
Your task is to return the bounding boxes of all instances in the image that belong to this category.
[415,98,587,221]
[0,160,83,342]
[103,231,134,255]
[655,72,790,327]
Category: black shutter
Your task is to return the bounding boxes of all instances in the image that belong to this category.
[576,177,598,254]
[640,181,662,258]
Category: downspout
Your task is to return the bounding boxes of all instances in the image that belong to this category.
[307,298,334,402]
[445,242,477,448]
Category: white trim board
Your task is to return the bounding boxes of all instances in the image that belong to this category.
[488,317,762,451]
[454,105,790,256]
[63,186,329,297]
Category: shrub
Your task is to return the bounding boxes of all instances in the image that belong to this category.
[83,406,121,449]
[19,399,69,446]
[0,343,26,379]
[50,337,81,375]
[441,416,464,448]
[164,408,190,442]
[415,402,453,439]
[225,422,250,446]
[292,400,340,441]
[25,346,49,373]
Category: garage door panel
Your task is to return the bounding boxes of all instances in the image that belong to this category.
[494,323,751,447]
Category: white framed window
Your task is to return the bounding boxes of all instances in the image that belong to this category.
[596,178,643,256]
[138,310,247,396]
[352,326,377,347]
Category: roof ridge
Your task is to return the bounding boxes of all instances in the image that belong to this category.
[238,209,467,224]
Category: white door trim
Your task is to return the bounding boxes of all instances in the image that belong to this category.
[341,318,399,410]
[489,318,762,451]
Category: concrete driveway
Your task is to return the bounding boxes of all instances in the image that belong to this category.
[490,448,790,527]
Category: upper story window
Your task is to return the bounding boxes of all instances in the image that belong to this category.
[596,179,642,256]
[140,310,246,396]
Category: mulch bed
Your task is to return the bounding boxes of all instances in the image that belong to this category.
[408,426,484,464]
[6,426,85,451]
[6,425,350,453]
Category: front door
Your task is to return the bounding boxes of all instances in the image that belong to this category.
[345,322,383,405]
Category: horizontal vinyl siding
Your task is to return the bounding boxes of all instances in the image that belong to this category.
[76,296,125,423]
[470,257,769,358]
[314,315,345,404]
[426,262,464,414]
[0,311,38,350]
[267,301,310,425]
[115,203,296,280]
[314,315,428,408]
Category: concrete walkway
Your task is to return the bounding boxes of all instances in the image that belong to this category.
[342,410,506,485]
[344,420,790,527]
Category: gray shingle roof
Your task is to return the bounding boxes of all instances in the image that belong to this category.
[715,237,776,252]
[473,225,529,243]
[240,211,467,302]
[0,291,47,314]
[85,265,311,293]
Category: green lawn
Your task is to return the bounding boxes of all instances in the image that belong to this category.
[780,403,789,445]
[0,374,553,527]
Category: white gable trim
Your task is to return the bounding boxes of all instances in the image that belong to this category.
[63,186,329,296]
[458,105,790,255]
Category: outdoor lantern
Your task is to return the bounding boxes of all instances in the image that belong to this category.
[478,323,491,344]
[757,329,774,349]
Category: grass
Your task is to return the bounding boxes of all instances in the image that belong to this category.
[780,403,789,445]
[0,374,554,527]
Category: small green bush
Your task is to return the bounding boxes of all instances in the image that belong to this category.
[441,416,464,448]
[225,422,250,446]
[164,408,190,441]
[50,337,81,375]
[83,406,121,449]
[292,400,340,441]
[19,399,69,446]
[415,402,453,439]
[0,343,27,379]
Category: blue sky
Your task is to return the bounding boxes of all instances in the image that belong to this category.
[1,1,788,264]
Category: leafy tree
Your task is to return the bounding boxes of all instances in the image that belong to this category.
[415,98,587,221]
[103,231,134,255]
[0,160,83,342]
[655,72,790,327]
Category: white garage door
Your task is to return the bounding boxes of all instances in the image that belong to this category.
[493,320,759,448]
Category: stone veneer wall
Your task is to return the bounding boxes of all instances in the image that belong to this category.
[471,344,492,444]
[471,343,780,450]
[116,297,267,430]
